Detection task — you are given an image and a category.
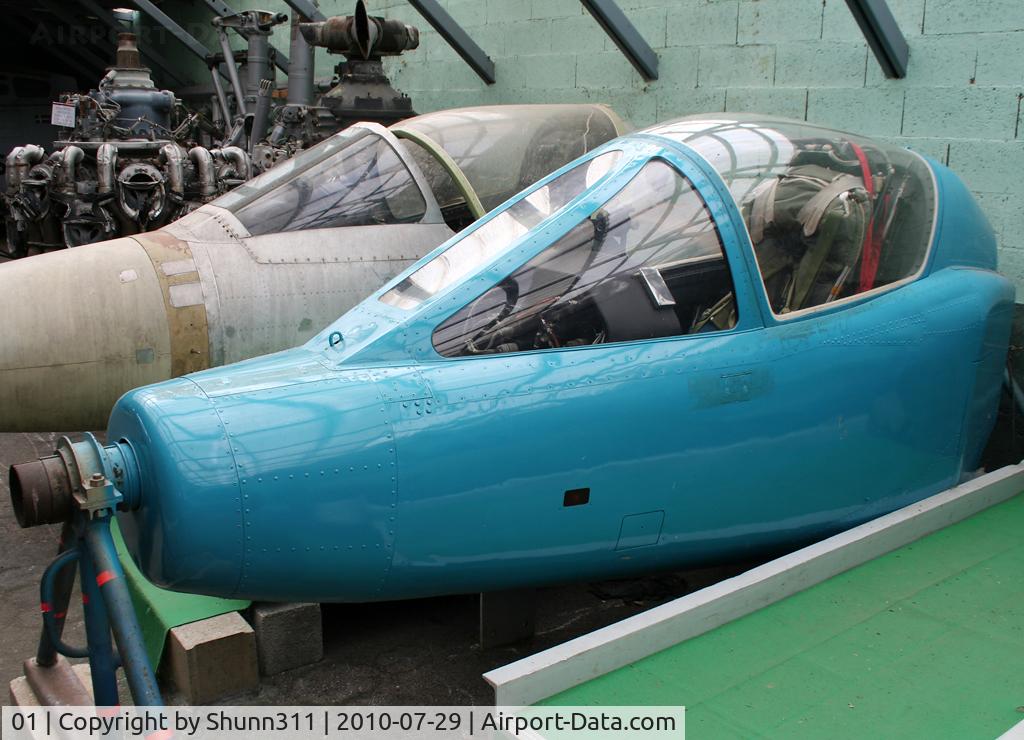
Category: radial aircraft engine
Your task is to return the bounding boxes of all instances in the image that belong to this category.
[11,115,1013,609]
[0,104,628,431]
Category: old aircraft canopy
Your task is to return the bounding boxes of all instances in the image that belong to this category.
[209,104,630,238]
[394,104,628,214]
[212,126,428,235]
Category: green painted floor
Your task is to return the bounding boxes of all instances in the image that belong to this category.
[543,494,1024,739]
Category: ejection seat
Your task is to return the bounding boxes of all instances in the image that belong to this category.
[742,146,874,314]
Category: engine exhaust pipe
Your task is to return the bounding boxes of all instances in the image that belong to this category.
[96,143,118,195]
[9,455,73,528]
[189,146,217,198]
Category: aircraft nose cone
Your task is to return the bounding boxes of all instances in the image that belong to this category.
[0,237,174,431]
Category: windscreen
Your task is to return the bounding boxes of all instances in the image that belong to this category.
[210,127,426,236]
[397,105,625,212]
[433,159,736,357]
[379,151,622,311]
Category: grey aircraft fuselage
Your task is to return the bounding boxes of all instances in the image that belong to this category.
[0,105,628,431]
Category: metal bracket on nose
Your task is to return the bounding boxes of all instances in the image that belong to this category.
[75,472,122,519]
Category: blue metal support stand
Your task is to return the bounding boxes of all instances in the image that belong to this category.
[85,515,163,705]
[77,537,120,706]
[36,521,75,668]
[31,449,164,707]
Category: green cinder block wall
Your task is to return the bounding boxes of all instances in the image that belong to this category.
[170,0,1024,290]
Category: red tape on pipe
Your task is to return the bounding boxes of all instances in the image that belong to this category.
[96,570,117,587]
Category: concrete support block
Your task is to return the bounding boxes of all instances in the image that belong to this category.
[22,656,93,706]
[9,676,40,707]
[165,612,258,704]
[480,589,537,649]
[9,656,95,707]
[248,602,323,677]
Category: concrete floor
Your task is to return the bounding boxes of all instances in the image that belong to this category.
[0,430,751,706]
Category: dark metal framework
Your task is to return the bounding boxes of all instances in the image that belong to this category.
[844,0,909,78]
[202,0,291,73]
[36,0,114,77]
[8,15,106,81]
[126,0,239,82]
[83,0,909,97]
[581,0,659,81]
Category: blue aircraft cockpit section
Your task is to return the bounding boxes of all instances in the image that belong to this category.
[14,114,1010,606]
[312,115,955,367]
[312,133,758,364]
[428,156,739,357]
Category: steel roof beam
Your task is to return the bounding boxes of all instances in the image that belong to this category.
[580,0,658,81]
[281,0,326,23]
[844,0,909,78]
[127,0,232,81]
[405,0,495,84]
[128,0,212,62]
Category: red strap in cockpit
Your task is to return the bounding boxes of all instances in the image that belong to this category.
[851,143,881,293]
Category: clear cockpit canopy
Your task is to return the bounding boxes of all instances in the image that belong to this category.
[647,115,938,315]
[208,105,628,239]
[210,126,428,236]
[395,105,629,212]
[374,113,943,362]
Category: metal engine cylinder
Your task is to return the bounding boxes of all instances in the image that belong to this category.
[2,33,252,257]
